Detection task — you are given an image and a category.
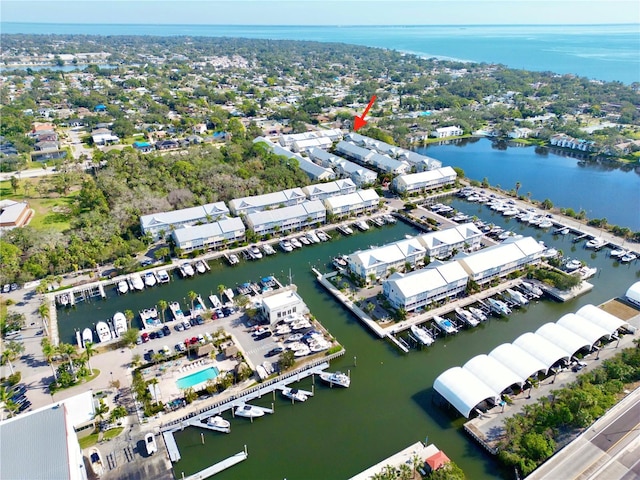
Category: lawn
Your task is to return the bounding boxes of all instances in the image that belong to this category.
[0,179,79,232]
[79,426,124,449]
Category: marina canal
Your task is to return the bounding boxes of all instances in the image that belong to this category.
[58,204,640,479]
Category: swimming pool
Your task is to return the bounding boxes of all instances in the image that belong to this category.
[176,366,220,390]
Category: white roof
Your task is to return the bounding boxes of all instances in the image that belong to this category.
[625,281,640,305]
[457,236,544,275]
[246,200,325,227]
[352,244,406,269]
[395,166,457,187]
[489,343,547,381]
[463,355,526,394]
[172,217,245,243]
[296,157,335,180]
[140,202,229,230]
[335,140,374,159]
[434,367,500,418]
[535,323,591,357]
[229,188,305,213]
[385,262,468,298]
[576,304,632,335]
[513,333,571,372]
[262,289,305,310]
[556,313,611,346]
[324,189,379,210]
[419,222,481,250]
[302,178,356,198]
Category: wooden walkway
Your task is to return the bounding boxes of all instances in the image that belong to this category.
[184,450,248,480]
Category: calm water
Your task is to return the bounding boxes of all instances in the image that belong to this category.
[418,138,640,230]
[60,215,640,479]
[2,23,639,83]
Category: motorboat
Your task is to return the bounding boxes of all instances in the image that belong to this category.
[383,214,396,224]
[309,339,330,352]
[565,259,583,271]
[58,293,70,306]
[144,272,157,287]
[275,324,292,335]
[89,447,104,477]
[370,217,385,227]
[250,246,263,259]
[585,238,607,250]
[487,298,512,316]
[144,433,157,455]
[577,266,598,279]
[205,415,231,433]
[156,270,170,283]
[541,247,559,258]
[291,319,311,330]
[319,371,351,388]
[195,260,207,273]
[298,236,310,246]
[337,225,353,235]
[502,208,520,217]
[286,333,304,343]
[181,262,195,277]
[293,345,311,357]
[279,239,293,252]
[410,324,435,346]
[117,280,129,294]
[82,328,94,347]
[538,219,554,229]
[282,387,308,402]
[306,231,320,244]
[433,315,458,335]
[262,244,276,255]
[521,281,543,298]
[96,321,112,343]
[113,312,128,337]
[505,288,529,306]
[235,404,265,418]
[316,230,330,242]
[468,307,488,323]
[620,252,637,263]
[610,248,627,258]
[333,255,348,269]
[554,227,570,235]
[291,237,303,248]
[354,220,369,231]
[454,307,479,327]
[228,254,240,265]
[130,273,144,291]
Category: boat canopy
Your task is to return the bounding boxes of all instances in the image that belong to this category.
[535,323,591,358]
[626,281,640,307]
[434,367,500,419]
[513,333,571,373]
[463,354,526,394]
[576,304,634,335]
[556,313,611,347]
[489,343,547,381]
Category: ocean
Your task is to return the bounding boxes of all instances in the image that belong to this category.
[2,23,639,83]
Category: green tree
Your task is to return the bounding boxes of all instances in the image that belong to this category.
[188,290,197,312]
[124,309,135,329]
[84,341,96,375]
[41,338,58,380]
[121,328,140,348]
[1,340,25,375]
[9,176,19,194]
[515,181,522,197]
[57,343,77,381]
[279,350,295,370]
[158,299,168,323]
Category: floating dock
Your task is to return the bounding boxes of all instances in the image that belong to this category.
[162,431,181,463]
[184,450,248,480]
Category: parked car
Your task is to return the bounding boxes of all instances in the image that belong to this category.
[265,346,284,357]
[175,342,186,352]
[175,323,185,332]
[156,329,165,338]
[136,336,143,345]
[10,283,18,291]
[254,330,272,341]
[162,325,171,336]
[189,318,198,327]
[141,332,150,343]
[195,316,204,325]
[2,284,10,294]
[183,321,191,330]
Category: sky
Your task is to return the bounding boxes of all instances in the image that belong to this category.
[2,0,639,25]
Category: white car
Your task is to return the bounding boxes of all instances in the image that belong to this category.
[182,321,191,330]
[175,342,186,352]
[145,433,157,455]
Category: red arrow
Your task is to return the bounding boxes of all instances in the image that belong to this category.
[353,95,377,131]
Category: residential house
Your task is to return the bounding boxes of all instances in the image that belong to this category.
[192,123,207,134]
[91,128,119,145]
[229,188,306,216]
[244,200,326,237]
[302,179,357,201]
[140,201,230,240]
[254,136,335,181]
[0,199,33,229]
[508,127,533,139]
[132,141,153,153]
[171,217,245,253]
[260,288,309,324]
[417,222,483,259]
[392,166,458,194]
[431,126,463,138]
[348,237,427,282]
[308,148,377,186]
[155,139,180,150]
[323,189,380,218]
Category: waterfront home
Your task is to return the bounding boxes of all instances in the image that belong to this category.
[392,166,458,195]
[302,178,357,201]
[260,288,309,324]
[348,237,427,282]
[244,200,326,236]
[278,128,343,149]
[172,217,246,253]
[335,140,375,163]
[431,126,463,138]
[140,202,230,240]
[308,148,377,187]
[383,261,469,312]
[253,136,335,181]
[229,187,306,216]
[417,222,483,259]
[323,189,380,218]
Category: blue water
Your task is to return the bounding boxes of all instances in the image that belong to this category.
[2,23,639,83]
[176,366,220,390]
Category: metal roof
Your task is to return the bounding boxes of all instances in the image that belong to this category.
[463,354,526,394]
[576,304,633,335]
[556,313,611,347]
[535,323,591,357]
[489,343,547,381]
[513,333,571,372]
[434,367,500,419]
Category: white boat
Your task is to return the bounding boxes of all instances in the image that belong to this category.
[117,280,129,294]
[565,259,583,271]
[228,254,240,265]
[383,214,396,224]
[521,281,543,298]
[275,324,292,335]
[181,262,195,277]
[505,288,529,306]
[433,315,458,334]
[610,248,627,258]
[279,239,293,252]
[96,321,112,343]
[502,207,520,217]
[156,270,170,283]
[469,307,488,323]
[144,272,157,287]
[113,312,128,337]
[58,293,70,306]
[319,371,351,388]
[454,307,479,327]
[286,333,304,342]
[291,237,303,248]
[620,252,637,263]
[250,246,263,259]
[538,219,554,229]
[370,217,385,227]
[195,260,207,273]
[205,415,231,433]
[282,387,308,402]
[262,244,276,255]
[541,247,559,258]
[145,433,157,455]
[89,447,104,477]
[585,238,607,249]
[554,227,570,235]
[291,319,311,330]
[333,255,348,269]
[235,404,265,418]
[82,328,93,348]
[316,230,330,242]
[354,220,369,231]
[410,324,435,346]
[298,236,310,246]
[577,266,598,279]
[487,298,512,316]
[306,231,320,243]
[130,273,144,291]
[337,225,353,235]
[293,345,311,357]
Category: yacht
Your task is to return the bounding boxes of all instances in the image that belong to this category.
[585,238,607,250]
[294,345,311,357]
[58,294,70,306]
[262,244,276,256]
[144,272,157,287]
[610,248,627,258]
[538,219,554,229]
[298,236,310,246]
[337,225,353,236]
[181,262,195,277]
[113,312,128,337]
[620,252,637,263]
[306,231,320,244]
[354,220,369,231]
[279,239,293,252]
[541,247,559,258]
[250,246,263,259]
[319,371,351,388]
[96,321,112,343]
[333,255,348,270]
[156,270,170,283]
[487,298,512,316]
[235,404,265,418]
[89,447,104,477]
[577,266,598,279]
[117,280,129,294]
[505,288,529,306]
[205,415,231,433]
[228,253,240,265]
[454,307,479,327]
[370,217,385,227]
[275,324,292,335]
[468,307,488,323]
[145,433,158,455]
[383,214,396,224]
[433,315,458,334]
[291,237,303,248]
[282,387,308,402]
[286,333,304,343]
[410,324,435,346]
[553,227,570,235]
[82,328,94,348]
[565,259,583,271]
[130,273,144,291]
[195,260,207,273]
[502,207,520,217]
[291,319,312,330]
[316,230,330,242]
[521,281,543,298]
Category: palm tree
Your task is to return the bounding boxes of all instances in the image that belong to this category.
[188,290,197,312]
[38,302,51,336]
[0,386,11,420]
[515,181,521,197]
[57,343,77,381]
[41,338,58,380]
[124,309,135,329]
[84,341,96,375]
[158,299,168,323]
[1,341,25,375]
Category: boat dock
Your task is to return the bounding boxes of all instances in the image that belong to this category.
[208,294,222,309]
[183,449,248,480]
[162,431,181,462]
[349,441,440,480]
[277,385,314,398]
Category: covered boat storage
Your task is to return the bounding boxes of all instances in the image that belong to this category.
[434,304,630,418]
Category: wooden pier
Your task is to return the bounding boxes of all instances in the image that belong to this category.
[183,449,248,480]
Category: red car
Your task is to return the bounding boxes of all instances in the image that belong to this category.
[141,332,150,343]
